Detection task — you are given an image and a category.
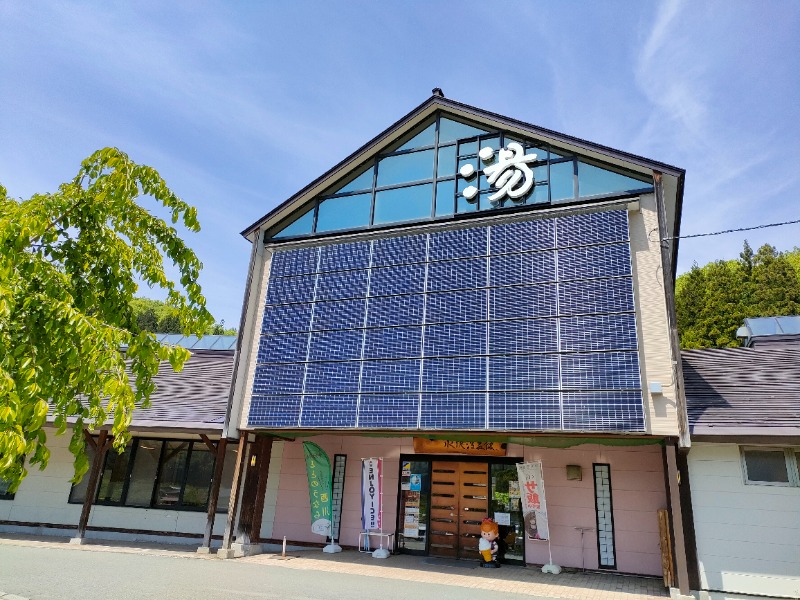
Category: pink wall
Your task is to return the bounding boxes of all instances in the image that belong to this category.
[269,437,666,576]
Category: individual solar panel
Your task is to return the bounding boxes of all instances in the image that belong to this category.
[358,394,420,428]
[366,294,424,327]
[420,393,486,429]
[489,318,558,354]
[318,241,371,272]
[562,391,644,431]
[556,210,629,248]
[488,392,561,430]
[561,351,641,390]
[248,395,302,427]
[300,394,357,427]
[427,257,487,292]
[252,363,305,395]
[558,243,631,281]
[315,270,368,301]
[489,354,560,390]
[558,278,634,316]
[270,247,318,278]
[266,274,315,304]
[372,234,427,267]
[261,303,313,334]
[312,298,366,331]
[490,284,558,320]
[308,329,363,362]
[560,314,637,352]
[425,289,486,324]
[489,251,555,287]
[490,219,554,254]
[257,332,309,364]
[369,263,426,296]
[422,357,485,392]
[360,360,421,393]
[428,227,488,260]
[423,322,486,357]
[304,361,361,394]
[363,327,422,360]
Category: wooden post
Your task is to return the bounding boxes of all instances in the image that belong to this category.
[198,436,228,551]
[219,432,248,557]
[665,441,690,595]
[71,429,112,543]
[236,437,262,545]
[248,436,273,544]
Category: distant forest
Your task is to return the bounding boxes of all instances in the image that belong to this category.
[131,297,236,336]
[675,242,800,349]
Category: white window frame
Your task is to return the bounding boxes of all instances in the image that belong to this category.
[740,446,800,487]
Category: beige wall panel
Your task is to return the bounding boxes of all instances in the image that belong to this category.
[629,194,679,436]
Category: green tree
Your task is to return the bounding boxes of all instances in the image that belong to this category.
[751,244,800,317]
[157,312,182,334]
[136,308,159,333]
[0,148,214,490]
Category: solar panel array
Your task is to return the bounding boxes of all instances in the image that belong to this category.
[249,210,644,432]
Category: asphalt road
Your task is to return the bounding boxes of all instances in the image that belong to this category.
[0,544,563,600]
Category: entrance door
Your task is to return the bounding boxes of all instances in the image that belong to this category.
[428,461,489,559]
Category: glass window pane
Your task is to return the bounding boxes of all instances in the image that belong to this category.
[744,450,789,483]
[458,140,478,156]
[490,463,524,563]
[395,122,436,152]
[530,183,549,205]
[550,161,575,202]
[273,206,314,239]
[578,161,652,198]
[526,145,547,161]
[457,194,479,214]
[181,444,214,509]
[439,117,489,144]
[374,183,432,225]
[125,440,163,507]
[436,145,457,178]
[377,149,434,187]
[97,445,132,504]
[397,461,429,552]
[435,179,456,217]
[155,441,190,507]
[335,167,374,194]
[316,193,371,232]
[69,444,97,503]
[480,136,500,153]
[217,444,239,513]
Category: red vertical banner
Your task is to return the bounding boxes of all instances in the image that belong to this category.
[516,461,550,540]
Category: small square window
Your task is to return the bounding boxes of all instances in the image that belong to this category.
[741,448,797,486]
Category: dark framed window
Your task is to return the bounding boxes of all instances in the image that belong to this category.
[269,112,654,240]
[69,437,237,512]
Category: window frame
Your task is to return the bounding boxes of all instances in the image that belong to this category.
[68,436,232,513]
[740,446,800,487]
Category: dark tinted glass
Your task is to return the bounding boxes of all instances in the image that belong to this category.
[181,445,214,508]
[316,193,371,232]
[744,450,789,483]
[377,149,435,187]
[125,440,162,507]
[374,183,433,225]
[155,441,190,507]
[97,445,132,504]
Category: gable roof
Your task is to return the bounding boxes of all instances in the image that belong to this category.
[241,94,686,251]
[682,346,800,439]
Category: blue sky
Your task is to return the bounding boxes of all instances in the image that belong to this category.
[1,1,798,326]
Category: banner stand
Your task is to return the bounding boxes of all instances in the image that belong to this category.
[371,456,390,559]
[541,540,561,574]
[323,534,342,554]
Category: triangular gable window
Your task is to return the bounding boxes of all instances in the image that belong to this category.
[268,112,653,239]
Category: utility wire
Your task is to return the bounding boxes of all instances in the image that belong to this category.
[663,217,800,242]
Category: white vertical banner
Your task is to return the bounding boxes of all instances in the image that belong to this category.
[361,458,382,530]
[516,461,550,540]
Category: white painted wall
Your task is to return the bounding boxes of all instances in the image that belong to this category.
[689,442,800,598]
[0,429,228,546]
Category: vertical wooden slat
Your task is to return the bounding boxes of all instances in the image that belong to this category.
[200,437,227,549]
[221,432,248,552]
[74,429,111,541]
[658,508,674,588]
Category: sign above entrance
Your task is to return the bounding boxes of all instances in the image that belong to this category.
[413,438,507,456]
[460,142,538,206]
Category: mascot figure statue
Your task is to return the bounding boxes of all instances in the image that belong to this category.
[478,518,501,568]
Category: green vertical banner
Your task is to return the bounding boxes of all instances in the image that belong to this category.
[302,442,333,537]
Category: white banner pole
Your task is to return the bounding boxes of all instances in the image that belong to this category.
[371,456,390,559]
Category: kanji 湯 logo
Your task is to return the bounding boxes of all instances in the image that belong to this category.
[459,142,538,205]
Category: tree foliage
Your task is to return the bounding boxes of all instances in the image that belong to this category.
[0,148,214,490]
[675,241,800,348]
[130,296,236,335]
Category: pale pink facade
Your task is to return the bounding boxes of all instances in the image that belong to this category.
[266,436,666,576]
